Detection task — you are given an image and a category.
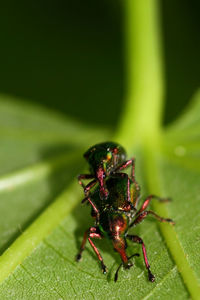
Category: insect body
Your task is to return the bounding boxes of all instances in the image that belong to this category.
[76,173,175,282]
[78,142,137,199]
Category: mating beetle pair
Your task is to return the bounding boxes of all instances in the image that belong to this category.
[76,142,174,282]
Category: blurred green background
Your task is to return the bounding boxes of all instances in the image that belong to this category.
[0,0,199,127]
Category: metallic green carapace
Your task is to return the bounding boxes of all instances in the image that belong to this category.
[84,142,126,177]
[90,175,138,215]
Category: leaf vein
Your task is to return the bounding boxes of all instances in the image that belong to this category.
[20,264,64,299]
[142,266,177,300]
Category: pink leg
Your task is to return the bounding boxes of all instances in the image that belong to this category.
[76,229,88,261]
[78,176,99,216]
[136,194,171,215]
[115,159,134,178]
[76,227,107,273]
[127,234,155,282]
[88,236,107,274]
[115,158,140,191]
[130,210,175,228]
[81,196,100,221]
[77,174,95,190]
[84,179,97,197]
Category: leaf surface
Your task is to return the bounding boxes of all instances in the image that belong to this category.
[0,1,200,298]
[0,93,199,299]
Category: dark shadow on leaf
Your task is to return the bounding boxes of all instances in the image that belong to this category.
[72,200,123,282]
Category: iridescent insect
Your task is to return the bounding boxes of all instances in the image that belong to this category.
[78,142,137,199]
[76,145,175,281]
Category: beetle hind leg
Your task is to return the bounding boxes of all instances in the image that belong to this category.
[76,226,107,274]
[114,252,140,282]
[127,234,155,282]
[112,236,140,281]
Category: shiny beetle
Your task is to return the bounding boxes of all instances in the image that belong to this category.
[76,172,175,282]
[78,142,137,199]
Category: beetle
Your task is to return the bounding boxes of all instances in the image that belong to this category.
[78,142,139,199]
[76,174,175,282]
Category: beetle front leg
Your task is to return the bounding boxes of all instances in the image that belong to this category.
[76,229,88,261]
[84,179,97,197]
[81,196,100,222]
[136,194,172,215]
[115,158,140,190]
[88,235,107,274]
[115,158,134,177]
[126,234,155,282]
[77,174,95,190]
[115,158,135,179]
[130,211,175,227]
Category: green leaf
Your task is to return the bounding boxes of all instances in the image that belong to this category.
[0,95,199,299]
[0,1,199,299]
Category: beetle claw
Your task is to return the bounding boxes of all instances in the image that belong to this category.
[101,262,107,274]
[166,218,175,225]
[148,268,155,282]
[76,254,82,262]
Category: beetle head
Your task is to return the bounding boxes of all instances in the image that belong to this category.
[84,141,126,178]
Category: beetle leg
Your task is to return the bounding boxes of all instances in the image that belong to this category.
[126,234,155,282]
[84,179,97,197]
[77,174,95,190]
[88,235,107,274]
[136,194,172,216]
[81,196,98,212]
[114,253,140,282]
[76,227,107,274]
[115,158,135,180]
[115,158,140,191]
[76,229,88,261]
[81,196,100,222]
[130,211,175,228]
[115,158,134,176]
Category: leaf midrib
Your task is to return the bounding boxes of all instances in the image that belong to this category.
[143,143,200,299]
[116,1,200,298]
[0,180,81,282]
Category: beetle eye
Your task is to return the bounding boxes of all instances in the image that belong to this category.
[107,152,112,160]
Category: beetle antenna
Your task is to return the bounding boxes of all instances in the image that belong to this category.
[114,263,123,282]
[114,253,140,282]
